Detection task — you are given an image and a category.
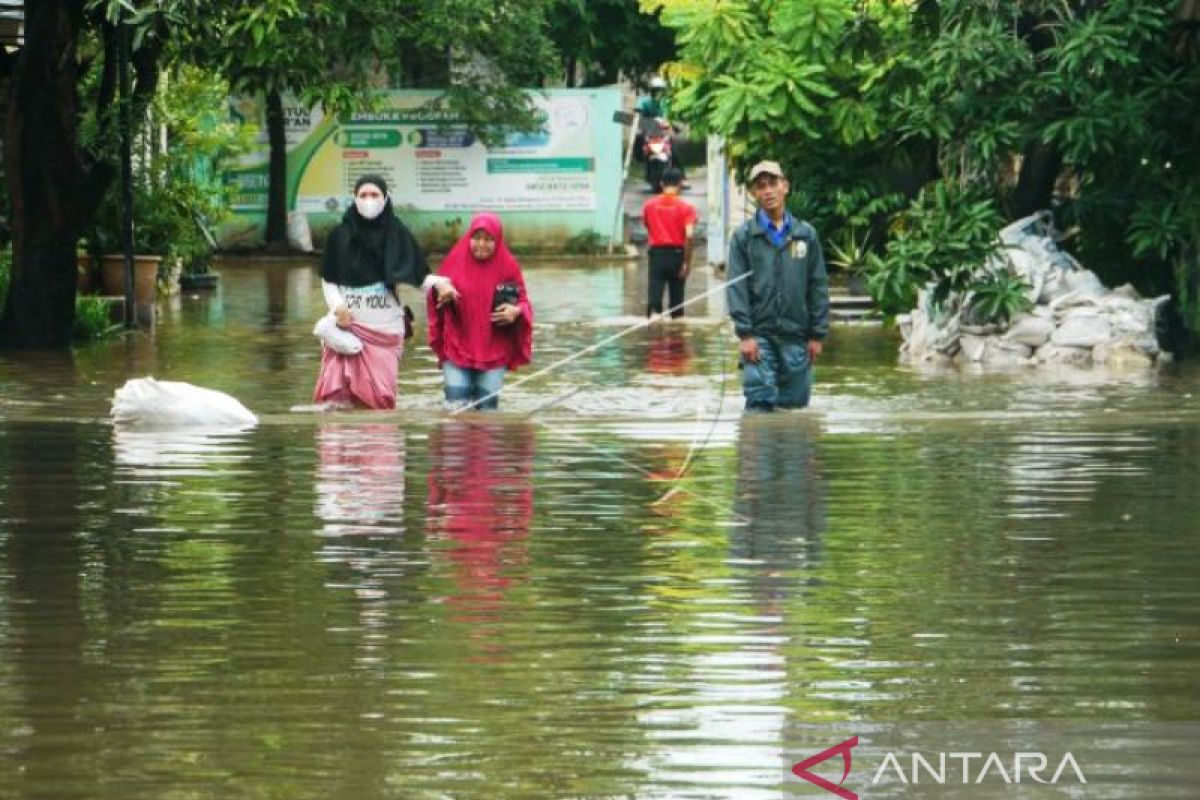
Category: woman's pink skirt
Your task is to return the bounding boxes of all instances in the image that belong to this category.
[312,323,403,410]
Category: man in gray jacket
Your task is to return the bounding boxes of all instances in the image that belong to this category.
[727,161,830,411]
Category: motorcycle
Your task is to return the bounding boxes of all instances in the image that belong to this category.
[641,117,675,194]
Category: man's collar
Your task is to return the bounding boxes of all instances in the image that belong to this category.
[754,209,795,234]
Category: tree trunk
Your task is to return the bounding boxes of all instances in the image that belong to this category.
[1010,141,1063,220]
[264,89,289,250]
[0,2,86,348]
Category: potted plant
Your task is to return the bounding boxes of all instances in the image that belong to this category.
[87,66,253,301]
[89,153,231,303]
[827,227,873,296]
[173,191,222,292]
[88,184,166,318]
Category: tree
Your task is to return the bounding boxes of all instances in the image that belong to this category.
[0,0,168,347]
[0,0,557,348]
[545,0,676,87]
[180,0,556,250]
[650,0,1200,337]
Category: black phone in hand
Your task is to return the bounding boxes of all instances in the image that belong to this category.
[492,281,520,311]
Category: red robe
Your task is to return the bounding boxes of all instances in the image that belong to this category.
[427,213,533,371]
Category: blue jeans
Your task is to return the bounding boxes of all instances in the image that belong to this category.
[442,362,507,410]
[740,337,813,411]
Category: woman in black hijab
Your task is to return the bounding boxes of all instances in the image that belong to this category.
[312,174,456,409]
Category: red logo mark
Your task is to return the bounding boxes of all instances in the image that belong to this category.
[792,736,859,799]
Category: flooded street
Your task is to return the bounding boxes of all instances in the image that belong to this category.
[2,259,1199,799]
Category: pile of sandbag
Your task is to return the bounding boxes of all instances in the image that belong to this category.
[897,212,1171,370]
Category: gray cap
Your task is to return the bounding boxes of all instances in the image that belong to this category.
[747,160,785,182]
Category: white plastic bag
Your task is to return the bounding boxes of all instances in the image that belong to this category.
[313,313,363,355]
[111,377,258,428]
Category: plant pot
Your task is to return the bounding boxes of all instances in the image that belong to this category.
[77,255,98,294]
[100,254,160,324]
[179,272,219,291]
[159,256,183,296]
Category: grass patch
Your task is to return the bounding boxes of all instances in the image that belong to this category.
[564,229,606,255]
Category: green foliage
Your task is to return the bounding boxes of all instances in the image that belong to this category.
[867,182,1003,314]
[826,228,872,276]
[654,0,1200,334]
[88,66,253,274]
[967,272,1033,326]
[864,250,929,317]
[178,0,558,138]
[1129,197,1195,263]
[546,0,676,86]
[72,296,120,341]
[564,229,606,255]
[1175,254,1200,342]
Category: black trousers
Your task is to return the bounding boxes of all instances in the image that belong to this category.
[648,246,686,317]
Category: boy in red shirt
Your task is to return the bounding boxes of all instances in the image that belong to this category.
[642,167,698,318]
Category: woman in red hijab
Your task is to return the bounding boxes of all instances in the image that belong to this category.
[427,213,533,410]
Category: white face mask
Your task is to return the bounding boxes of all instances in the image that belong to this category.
[355,196,386,220]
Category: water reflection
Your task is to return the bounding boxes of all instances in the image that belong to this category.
[633,418,829,799]
[113,427,255,475]
[425,419,535,653]
[3,260,1200,798]
[731,416,827,599]
[645,326,692,375]
[314,423,407,538]
[2,423,90,799]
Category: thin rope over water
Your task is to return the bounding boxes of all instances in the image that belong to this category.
[450,271,750,415]
[442,270,751,519]
[651,326,734,507]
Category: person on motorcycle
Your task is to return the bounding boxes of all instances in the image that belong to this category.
[636,75,670,120]
[634,75,686,188]
[634,76,670,162]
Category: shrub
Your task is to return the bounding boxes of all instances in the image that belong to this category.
[866,182,1003,315]
[564,229,606,255]
[73,295,119,341]
[967,271,1033,325]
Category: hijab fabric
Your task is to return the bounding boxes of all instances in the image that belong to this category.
[321,178,428,289]
[428,213,533,371]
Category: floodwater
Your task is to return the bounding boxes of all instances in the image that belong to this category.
[1,259,1199,799]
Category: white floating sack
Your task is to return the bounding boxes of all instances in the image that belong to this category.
[111,377,258,428]
[1005,248,1046,304]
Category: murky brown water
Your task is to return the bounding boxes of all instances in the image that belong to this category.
[1,259,1199,799]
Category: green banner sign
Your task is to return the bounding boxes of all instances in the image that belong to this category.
[337,129,404,148]
[487,158,595,175]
